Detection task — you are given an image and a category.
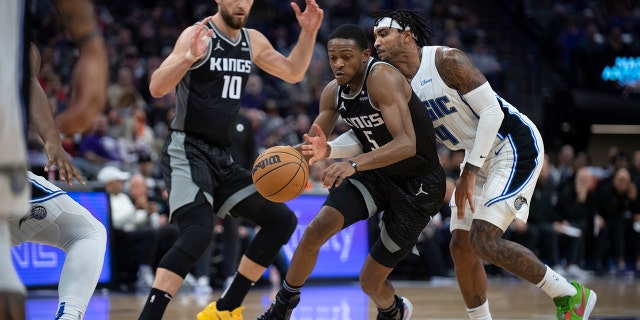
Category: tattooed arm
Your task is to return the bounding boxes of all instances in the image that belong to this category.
[435,47,504,217]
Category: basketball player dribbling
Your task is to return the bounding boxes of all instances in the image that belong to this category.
[258,24,446,320]
[136,0,323,319]
[370,9,596,320]
[0,1,107,319]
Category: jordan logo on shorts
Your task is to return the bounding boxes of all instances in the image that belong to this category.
[415,183,428,196]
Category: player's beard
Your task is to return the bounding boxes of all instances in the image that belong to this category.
[220,6,249,29]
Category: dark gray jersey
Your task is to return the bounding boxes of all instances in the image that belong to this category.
[336,58,440,178]
[171,21,253,147]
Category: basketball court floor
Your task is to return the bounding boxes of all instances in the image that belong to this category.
[24,276,640,319]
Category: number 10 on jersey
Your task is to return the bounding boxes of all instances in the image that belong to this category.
[222,75,242,99]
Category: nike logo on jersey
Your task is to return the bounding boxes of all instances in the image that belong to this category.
[419,78,433,86]
[494,145,505,156]
[479,155,487,159]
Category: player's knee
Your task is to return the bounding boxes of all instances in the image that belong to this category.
[301,208,343,249]
[93,219,108,247]
[172,198,215,261]
[468,224,501,261]
[449,229,471,260]
[258,202,297,245]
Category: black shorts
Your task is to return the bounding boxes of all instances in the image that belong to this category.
[324,165,446,255]
[161,131,256,218]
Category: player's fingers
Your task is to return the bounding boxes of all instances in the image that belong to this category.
[468,197,475,214]
[290,2,302,16]
[302,133,313,144]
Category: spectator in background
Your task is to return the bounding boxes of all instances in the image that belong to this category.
[77,114,125,179]
[593,167,638,275]
[554,144,575,187]
[467,40,503,89]
[554,167,595,279]
[630,150,640,185]
[241,73,269,110]
[98,166,154,288]
[108,66,147,112]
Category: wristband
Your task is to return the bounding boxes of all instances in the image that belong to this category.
[185,50,199,62]
[327,130,363,159]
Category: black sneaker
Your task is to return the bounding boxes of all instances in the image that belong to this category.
[256,291,300,320]
[376,295,413,320]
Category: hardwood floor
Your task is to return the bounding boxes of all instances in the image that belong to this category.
[23,276,640,320]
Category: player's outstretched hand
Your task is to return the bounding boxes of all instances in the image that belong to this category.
[291,0,324,33]
[302,124,328,166]
[43,140,85,186]
[190,16,214,59]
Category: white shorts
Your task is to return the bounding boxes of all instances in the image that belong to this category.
[450,127,544,232]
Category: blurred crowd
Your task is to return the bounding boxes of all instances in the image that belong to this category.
[26,0,640,289]
[506,0,640,94]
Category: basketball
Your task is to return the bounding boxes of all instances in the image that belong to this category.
[252,146,309,203]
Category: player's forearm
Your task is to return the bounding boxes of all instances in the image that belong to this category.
[149,59,192,97]
[30,78,61,145]
[285,29,318,83]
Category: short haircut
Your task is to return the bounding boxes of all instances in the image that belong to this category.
[371,9,433,46]
[328,24,370,51]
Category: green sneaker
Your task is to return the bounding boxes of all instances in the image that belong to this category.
[553,281,597,319]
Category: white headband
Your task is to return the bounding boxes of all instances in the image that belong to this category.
[374,17,409,32]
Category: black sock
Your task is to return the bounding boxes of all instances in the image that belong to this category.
[377,296,399,320]
[138,288,172,320]
[280,280,302,300]
[217,273,254,311]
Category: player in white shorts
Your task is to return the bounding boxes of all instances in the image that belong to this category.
[365,9,595,320]
[11,172,107,320]
[5,41,108,320]
[1,1,107,318]
[0,2,36,318]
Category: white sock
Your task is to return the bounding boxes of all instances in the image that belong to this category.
[537,265,577,298]
[56,300,85,320]
[0,220,26,294]
[467,300,492,320]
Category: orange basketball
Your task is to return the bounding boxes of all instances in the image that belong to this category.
[252,146,309,203]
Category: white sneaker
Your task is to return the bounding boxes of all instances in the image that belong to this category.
[401,296,413,320]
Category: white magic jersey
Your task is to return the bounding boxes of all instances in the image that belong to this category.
[411,45,505,152]
[0,1,28,167]
[412,46,545,231]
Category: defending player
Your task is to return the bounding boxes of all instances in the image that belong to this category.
[257,24,446,320]
[6,42,108,320]
[137,0,323,319]
[0,1,107,318]
[370,9,596,320]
